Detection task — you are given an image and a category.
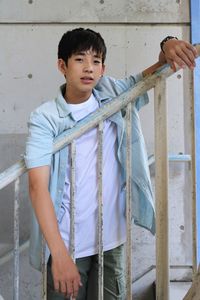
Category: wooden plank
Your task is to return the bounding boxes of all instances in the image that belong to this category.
[125,103,132,299]
[154,77,169,300]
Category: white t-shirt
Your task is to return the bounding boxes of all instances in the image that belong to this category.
[58,94,126,258]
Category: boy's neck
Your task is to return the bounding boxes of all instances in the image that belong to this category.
[64,88,93,104]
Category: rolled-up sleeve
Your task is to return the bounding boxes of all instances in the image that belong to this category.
[24,111,54,169]
[97,72,149,111]
[114,73,149,111]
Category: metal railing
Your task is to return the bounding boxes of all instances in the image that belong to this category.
[0,44,199,300]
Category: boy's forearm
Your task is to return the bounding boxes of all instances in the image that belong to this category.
[28,166,69,257]
[29,186,68,256]
[142,61,164,77]
[30,189,67,255]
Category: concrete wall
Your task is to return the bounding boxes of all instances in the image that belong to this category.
[0,0,194,296]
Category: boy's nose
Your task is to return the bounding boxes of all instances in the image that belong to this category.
[83,62,93,72]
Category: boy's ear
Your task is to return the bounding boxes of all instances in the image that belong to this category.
[57,59,67,75]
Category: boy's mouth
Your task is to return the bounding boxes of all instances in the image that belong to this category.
[80,76,94,84]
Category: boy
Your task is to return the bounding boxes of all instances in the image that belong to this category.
[25,28,197,300]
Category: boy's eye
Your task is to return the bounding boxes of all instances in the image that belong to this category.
[94,60,101,64]
[75,58,83,62]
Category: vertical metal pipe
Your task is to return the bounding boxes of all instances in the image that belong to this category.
[190,71,197,274]
[154,78,169,300]
[41,237,47,300]
[125,103,132,300]
[70,141,76,262]
[97,121,104,300]
[14,178,20,300]
[191,2,200,269]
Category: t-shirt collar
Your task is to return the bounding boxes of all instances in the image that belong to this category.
[56,84,106,118]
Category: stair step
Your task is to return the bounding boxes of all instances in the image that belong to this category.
[170,282,192,300]
[0,243,12,258]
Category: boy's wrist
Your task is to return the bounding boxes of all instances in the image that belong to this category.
[160,36,178,53]
[51,242,70,258]
[142,61,164,77]
[158,50,167,64]
[48,235,69,257]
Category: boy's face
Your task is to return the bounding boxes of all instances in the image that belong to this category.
[58,49,105,103]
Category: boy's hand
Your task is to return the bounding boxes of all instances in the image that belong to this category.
[51,247,82,299]
[159,39,198,72]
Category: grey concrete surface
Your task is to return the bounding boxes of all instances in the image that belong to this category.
[170,282,192,300]
[0,248,41,300]
[0,134,30,258]
[0,0,190,23]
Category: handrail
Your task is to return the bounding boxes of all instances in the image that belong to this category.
[148,154,192,166]
[0,67,179,190]
[1,43,199,189]
[0,65,172,189]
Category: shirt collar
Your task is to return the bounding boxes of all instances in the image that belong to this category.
[56,84,71,118]
[56,83,109,118]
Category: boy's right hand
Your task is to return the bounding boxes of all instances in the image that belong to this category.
[51,249,82,299]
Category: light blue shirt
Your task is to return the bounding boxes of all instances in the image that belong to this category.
[25,73,155,271]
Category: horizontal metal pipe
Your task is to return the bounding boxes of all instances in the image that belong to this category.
[0,158,26,190]
[148,154,191,166]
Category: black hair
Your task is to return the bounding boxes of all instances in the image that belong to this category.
[58,28,107,64]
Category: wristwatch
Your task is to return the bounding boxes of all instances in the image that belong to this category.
[160,36,178,53]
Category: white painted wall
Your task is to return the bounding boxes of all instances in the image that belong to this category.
[0,0,194,294]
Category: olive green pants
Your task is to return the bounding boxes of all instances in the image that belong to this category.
[47,244,126,300]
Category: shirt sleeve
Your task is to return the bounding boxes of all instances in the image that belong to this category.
[24,110,54,169]
[97,72,149,111]
[113,72,149,111]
